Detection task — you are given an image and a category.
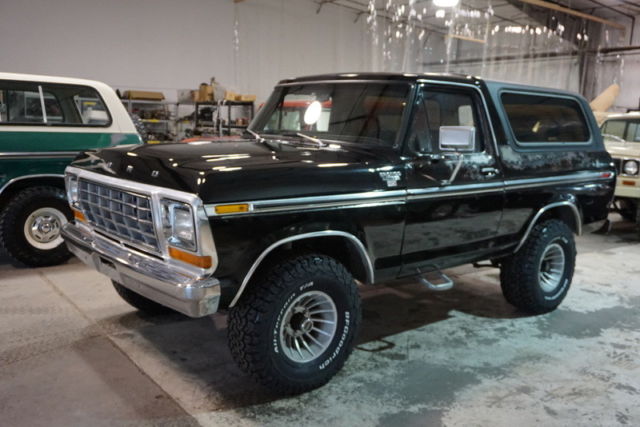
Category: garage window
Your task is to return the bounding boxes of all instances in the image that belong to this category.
[501,92,590,144]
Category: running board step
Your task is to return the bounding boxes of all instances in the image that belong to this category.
[417,271,454,291]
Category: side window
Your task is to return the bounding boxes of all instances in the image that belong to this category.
[0,81,44,124]
[501,92,590,144]
[408,88,483,155]
[0,80,111,126]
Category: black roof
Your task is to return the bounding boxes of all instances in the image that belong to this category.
[278,72,483,85]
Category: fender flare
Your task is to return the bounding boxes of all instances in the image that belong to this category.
[229,230,374,307]
[0,174,66,196]
[514,200,582,253]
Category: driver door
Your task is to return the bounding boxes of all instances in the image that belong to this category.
[400,83,505,276]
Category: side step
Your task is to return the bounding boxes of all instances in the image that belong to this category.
[417,270,454,291]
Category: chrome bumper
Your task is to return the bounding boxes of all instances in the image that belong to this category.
[61,223,220,317]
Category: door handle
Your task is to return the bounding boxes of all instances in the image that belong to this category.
[481,167,499,177]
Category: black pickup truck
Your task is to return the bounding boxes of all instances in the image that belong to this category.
[61,73,615,394]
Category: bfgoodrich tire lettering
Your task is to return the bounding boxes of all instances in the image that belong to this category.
[228,254,361,395]
[0,186,73,267]
[500,219,576,314]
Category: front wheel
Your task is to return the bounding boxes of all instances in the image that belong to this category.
[0,187,72,267]
[500,219,576,314]
[228,254,361,395]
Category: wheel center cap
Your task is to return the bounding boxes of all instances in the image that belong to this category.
[300,318,313,333]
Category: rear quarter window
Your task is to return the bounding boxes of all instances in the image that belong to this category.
[501,92,590,145]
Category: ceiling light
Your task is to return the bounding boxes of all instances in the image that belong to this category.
[433,0,459,7]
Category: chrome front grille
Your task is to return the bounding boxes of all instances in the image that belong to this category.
[78,179,160,254]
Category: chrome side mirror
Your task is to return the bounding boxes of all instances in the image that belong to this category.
[439,126,476,152]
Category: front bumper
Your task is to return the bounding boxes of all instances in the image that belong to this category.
[62,222,220,317]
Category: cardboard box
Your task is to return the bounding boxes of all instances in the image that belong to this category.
[123,90,165,101]
[237,94,256,102]
[225,91,238,101]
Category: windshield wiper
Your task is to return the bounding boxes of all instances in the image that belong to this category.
[245,128,261,140]
[279,131,326,147]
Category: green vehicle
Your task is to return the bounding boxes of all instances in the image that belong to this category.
[0,72,141,267]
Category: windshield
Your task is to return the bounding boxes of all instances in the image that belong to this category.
[251,82,412,146]
[602,119,640,142]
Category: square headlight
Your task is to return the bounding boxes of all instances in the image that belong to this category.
[161,200,196,251]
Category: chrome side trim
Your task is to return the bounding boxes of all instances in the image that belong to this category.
[229,230,374,307]
[513,201,582,253]
[206,171,611,217]
[408,181,504,200]
[0,151,80,159]
[206,190,406,216]
[0,173,65,196]
[505,171,611,190]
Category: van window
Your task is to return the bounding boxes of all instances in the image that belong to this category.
[501,92,590,144]
[0,81,111,127]
[602,119,640,142]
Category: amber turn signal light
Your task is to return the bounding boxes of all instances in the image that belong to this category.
[73,209,86,222]
[169,247,212,269]
[214,203,250,214]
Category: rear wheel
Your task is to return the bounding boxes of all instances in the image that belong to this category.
[0,187,72,267]
[228,254,361,395]
[500,219,576,314]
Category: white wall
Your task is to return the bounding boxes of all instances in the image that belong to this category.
[0,0,369,102]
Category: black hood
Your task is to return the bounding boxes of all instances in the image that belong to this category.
[71,139,403,204]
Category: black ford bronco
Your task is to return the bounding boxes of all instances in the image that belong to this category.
[62,73,615,394]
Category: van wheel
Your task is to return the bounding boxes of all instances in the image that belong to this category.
[616,199,638,223]
[112,281,175,315]
[500,219,576,314]
[228,254,361,395]
[0,187,72,267]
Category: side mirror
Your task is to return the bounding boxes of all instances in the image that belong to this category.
[439,126,476,152]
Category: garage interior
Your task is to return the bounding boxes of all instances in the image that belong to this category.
[2,0,640,426]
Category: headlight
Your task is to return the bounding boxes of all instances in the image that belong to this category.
[623,160,639,176]
[65,174,79,205]
[161,200,196,251]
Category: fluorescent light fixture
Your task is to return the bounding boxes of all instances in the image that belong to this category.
[433,0,459,7]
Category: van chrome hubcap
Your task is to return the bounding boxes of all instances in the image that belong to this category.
[279,290,337,363]
[24,207,67,250]
[538,243,565,292]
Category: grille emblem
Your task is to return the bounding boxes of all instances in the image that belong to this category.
[126,165,133,173]
[151,170,159,178]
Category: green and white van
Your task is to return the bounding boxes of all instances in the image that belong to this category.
[0,72,141,267]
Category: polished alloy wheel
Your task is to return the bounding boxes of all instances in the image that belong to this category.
[23,207,68,250]
[538,242,565,292]
[279,290,338,363]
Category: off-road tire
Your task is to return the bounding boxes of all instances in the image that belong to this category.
[228,254,361,395]
[616,198,638,223]
[0,186,72,267]
[500,219,576,314]
[112,281,176,315]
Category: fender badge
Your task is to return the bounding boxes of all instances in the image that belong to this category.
[379,171,401,188]
[126,165,133,173]
[151,170,159,178]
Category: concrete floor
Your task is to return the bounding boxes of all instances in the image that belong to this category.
[1,215,639,427]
